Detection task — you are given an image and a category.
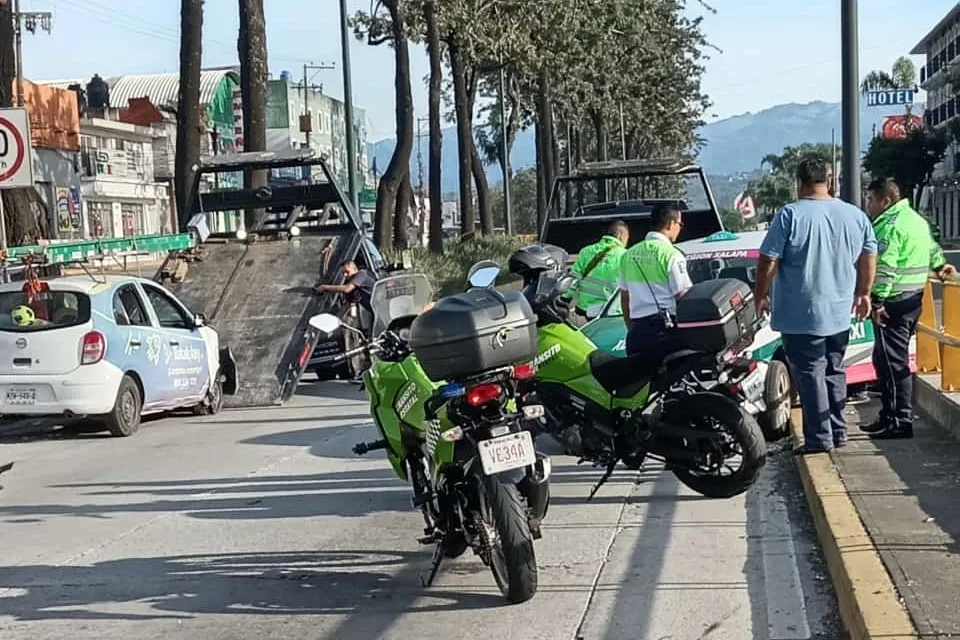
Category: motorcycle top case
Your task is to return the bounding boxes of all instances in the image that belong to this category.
[674,278,757,353]
[409,288,538,381]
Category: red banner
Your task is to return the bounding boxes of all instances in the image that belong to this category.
[881,115,923,140]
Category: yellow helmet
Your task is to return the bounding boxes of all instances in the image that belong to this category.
[11,305,35,327]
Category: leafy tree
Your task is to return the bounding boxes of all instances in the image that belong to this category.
[750,143,839,215]
[719,206,753,232]
[861,56,917,93]
[490,168,537,233]
[352,1,416,248]
[862,127,949,207]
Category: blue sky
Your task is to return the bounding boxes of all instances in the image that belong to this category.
[18,0,956,141]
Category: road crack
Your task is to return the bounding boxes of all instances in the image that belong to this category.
[570,471,641,640]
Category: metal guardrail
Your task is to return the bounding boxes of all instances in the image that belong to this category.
[916,278,960,390]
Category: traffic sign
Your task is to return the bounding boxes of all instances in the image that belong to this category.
[0,108,34,189]
[865,89,915,108]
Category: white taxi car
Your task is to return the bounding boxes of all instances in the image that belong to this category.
[0,275,236,436]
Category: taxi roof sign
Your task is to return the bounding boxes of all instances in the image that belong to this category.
[704,230,739,242]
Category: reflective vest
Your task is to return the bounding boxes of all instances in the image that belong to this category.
[619,231,687,318]
[570,235,627,313]
[872,198,941,300]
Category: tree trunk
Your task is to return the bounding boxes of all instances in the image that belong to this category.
[465,67,492,236]
[592,109,608,161]
[425,0,444,253]
[448,38,474,238]
[393,171,411,248]
[374,0,415,249]
[470,140,493,235]
[0,1,41,246]
[176,0,204,232]
[238,0,268,231]
[534,118,546,235]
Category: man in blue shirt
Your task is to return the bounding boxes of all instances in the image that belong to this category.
[754,157,878,454]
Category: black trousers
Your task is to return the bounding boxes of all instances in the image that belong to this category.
[625,314,682,361]
[871,292,922,429]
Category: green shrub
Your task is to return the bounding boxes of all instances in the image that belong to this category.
[386,235,525,298]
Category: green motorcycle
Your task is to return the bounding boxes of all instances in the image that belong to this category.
[308,268,552,604]
[485,245,767,500]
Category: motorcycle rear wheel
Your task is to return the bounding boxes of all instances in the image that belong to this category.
[666,392,767,499]
[479,476,538,604]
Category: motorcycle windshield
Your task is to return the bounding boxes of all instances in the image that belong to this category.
[370,274,434,335]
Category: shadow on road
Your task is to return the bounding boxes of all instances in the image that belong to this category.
[0,549,506,623]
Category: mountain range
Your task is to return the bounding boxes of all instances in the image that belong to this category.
[366,100,920,194]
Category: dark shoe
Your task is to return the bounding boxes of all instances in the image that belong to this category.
[869,426,914,440]
[859,419,890,435]
[834,437,848,449]
[793,444,833,456]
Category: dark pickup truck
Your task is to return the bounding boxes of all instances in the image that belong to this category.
[539,158,726,255]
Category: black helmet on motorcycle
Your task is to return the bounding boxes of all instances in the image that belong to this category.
[508,243,568,285]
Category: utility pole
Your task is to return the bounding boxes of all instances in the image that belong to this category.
[299,62,335,151]
[831,128,838,196]
[618,102,627,160]
[11,0,53,107]
[840,0,860,206]
[339,0,359,213]
[498,60,512,235]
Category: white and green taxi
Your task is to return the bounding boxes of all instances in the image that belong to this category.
[580,229,916,440]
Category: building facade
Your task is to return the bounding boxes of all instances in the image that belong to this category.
[913,3,960,239]
[266,77,369,190]
[78,118,172,239]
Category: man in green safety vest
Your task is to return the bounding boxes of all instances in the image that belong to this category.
[568,220,629,325]
[617,204,691,359]
[861,177,956,440]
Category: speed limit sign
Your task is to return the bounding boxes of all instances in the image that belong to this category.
[0,108,34,190]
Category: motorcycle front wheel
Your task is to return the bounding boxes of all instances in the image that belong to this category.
[665,392,767,499]
[478,475,538,604]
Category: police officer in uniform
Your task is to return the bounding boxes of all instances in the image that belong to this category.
[861,178,955,439]
[569,220,630,326]
[618,203,692,359]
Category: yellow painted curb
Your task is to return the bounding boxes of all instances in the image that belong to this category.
[789,409,918,640]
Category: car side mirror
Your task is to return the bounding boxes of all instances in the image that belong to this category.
[194,313,207,328]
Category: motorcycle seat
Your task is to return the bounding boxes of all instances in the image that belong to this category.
[589,348,703,398]
[589,350,657,397]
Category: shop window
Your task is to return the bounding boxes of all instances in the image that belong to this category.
[86,201,114,238]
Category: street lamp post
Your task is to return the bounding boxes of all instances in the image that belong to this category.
[840,0,860,205]
[339,0,359,214]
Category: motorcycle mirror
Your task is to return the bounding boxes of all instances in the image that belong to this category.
[466,261,501,289]
[308,313,341,336]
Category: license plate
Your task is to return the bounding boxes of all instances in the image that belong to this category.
[5,388,37,405]
[739,369,766,402]
[478,431,536,476]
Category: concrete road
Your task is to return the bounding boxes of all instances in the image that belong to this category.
[0,381,843,640]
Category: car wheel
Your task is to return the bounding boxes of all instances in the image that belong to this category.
[103,375,142,437]
[194,372,225,415]
[757,360,792,441]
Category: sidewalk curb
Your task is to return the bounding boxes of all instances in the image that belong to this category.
[914,373,960,443]
[789,409,918,640]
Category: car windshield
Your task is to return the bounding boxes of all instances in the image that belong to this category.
[0,289,91,332]
[369,274,433,335]
[598,251,758,318]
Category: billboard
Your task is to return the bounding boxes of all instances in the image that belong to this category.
[881,115,923,140]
